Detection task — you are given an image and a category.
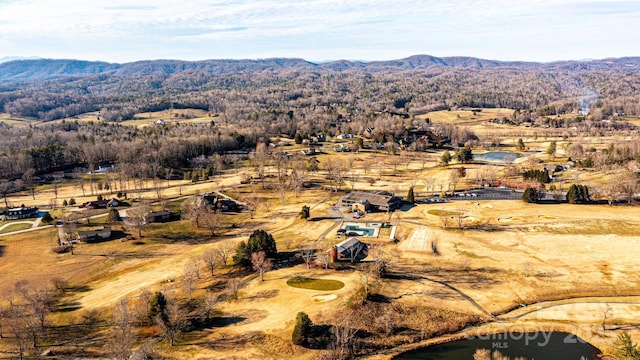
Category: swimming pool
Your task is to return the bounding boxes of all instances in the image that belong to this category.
[339,222,382,237]
[344,225,375,237]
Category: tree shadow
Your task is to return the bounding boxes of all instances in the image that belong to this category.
[0,245,4,257]
[55,301,82,313]
[308,216,341,222]
[69,285,92,293]
[244,289,279,301]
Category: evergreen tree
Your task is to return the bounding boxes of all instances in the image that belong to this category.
[440,150,451,166]
[522,187,538,203]
[233,230,277,267]
[291,312,313,346]
[41,212,54,224]
[613,332,640,360]
[108,208,121,224]
[454,145,473,163]
[566,184,590,204]
[294,133,303,144]
[299,205,310,220]
[406,186,415,204]
[149,292,168,324]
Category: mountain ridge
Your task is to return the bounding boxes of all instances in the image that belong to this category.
[1,54,639,82]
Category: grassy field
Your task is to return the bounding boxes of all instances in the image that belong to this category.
[417,108,515,124]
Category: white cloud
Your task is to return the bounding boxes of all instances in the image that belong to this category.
[0,0,639,62]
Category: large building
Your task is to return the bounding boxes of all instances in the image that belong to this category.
[4,206,39,220]
[338,191,403,212]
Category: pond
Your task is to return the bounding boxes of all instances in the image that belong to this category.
[474,151,521,162]
[394,331,601,360]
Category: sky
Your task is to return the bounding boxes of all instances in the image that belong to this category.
[0,0,639,63]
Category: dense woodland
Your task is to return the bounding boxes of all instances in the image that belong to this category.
[1,56,640,181]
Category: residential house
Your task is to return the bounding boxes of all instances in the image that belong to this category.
[77,226,111,242]
[145,210,177,224]
[327,237,368,262]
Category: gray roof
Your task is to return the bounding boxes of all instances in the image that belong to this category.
[340,191,394,207]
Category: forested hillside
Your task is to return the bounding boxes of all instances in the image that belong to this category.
[1,55,639,180]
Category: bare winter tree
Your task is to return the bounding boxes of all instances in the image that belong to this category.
[202,209,222,236]
[157,300,188,347]
[182,258,201,299]
[226,278,241,300]
[214,242,234,267]
[181,196,208,228]
[251,251,273,281]
[299,246,315,269]
[201,248,219,277]
[125,205,150,238]
[104,303,135,360]
[331,318,358,359]
[449,169,460,196]
[201,292,220,322]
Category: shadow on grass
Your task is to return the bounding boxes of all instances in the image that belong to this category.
[308,216,341,222]
[70,285,92,293]
[0,244,4,257]
[55,301,82,313]
[243,289,279,301]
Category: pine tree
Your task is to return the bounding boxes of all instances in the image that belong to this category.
[406,186,415,204]
[292,312,313,346]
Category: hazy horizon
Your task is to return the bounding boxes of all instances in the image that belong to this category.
[2,54,637,66]
[1,0,639,64]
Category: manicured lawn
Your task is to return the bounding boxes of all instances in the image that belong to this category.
[427,209,460,217]
[286,276,345,291]
[0,223,33,234]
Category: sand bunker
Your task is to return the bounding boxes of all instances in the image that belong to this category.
[312,294,338,303]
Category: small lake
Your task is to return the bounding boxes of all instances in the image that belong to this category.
[394,332,601,360]
[474,151,520,162]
